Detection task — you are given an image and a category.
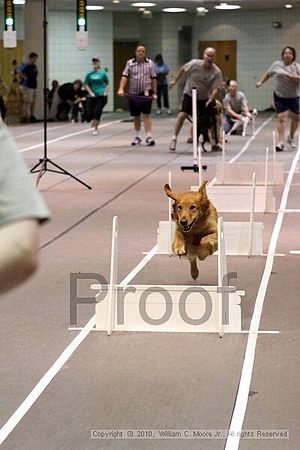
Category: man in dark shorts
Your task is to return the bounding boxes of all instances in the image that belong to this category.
[169,47,222,152]
[117,44,157,146]
[256,46,300,151]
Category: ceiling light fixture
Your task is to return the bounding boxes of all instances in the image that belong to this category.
[112,0,120,3]
[86,5,104,10]
[215,2,241,10]
[132,2,156,7]
[13,0,26,4]
[163,7,186,13]
[284,4,293,8]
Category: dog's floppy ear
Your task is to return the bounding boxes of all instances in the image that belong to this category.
[164,184,179,201]
[198,180,208,198]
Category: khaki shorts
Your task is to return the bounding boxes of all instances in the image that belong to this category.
[23,87,36,104]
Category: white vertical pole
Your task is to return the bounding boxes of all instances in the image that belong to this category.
[218,217,226,338]
[221,130,226,184]
[198,145,202,187]
[272,130,276,184]
[107,216,118,336]
[168,171,172,256]
[264,147,269,213]
[248,172,256,257]
[192,87,198,168]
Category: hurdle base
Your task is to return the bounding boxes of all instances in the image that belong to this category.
[93,284,244,333]
[181,164,207,172]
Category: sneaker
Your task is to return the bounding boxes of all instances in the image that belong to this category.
[145,136,155,146]
[287,136,296,149]
[167,109,172,115]
[276,143,284,152]
[29,115,38,123]
[131,136,142,146]
[156,109,161,115]
[212,144,222,152]
[186,137,193,144]
[92,130,99,136]
[169,138,177,151]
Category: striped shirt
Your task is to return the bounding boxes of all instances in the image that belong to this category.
[122,58,156,95]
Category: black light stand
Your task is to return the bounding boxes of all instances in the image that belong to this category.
[30,0,91,189]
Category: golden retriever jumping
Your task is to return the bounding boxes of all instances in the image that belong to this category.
[164,181,218,280]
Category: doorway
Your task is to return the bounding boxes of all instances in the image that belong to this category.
[198,40,236,81]
[0,41,24,85]
[113,41,138,110]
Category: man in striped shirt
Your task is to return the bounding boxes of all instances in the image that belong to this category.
[118,44,157,146]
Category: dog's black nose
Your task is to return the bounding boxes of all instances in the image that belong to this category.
[180,219,188,226]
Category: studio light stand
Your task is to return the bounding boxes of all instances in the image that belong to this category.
[30,0,91,190]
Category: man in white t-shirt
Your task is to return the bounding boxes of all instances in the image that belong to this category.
[169,47,222,151]
[223,80,252,134]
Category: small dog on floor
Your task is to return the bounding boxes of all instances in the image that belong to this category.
[164,181,218,280]
[227,109,257,137]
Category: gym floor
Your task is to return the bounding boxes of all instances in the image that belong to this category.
[0,111,299,449]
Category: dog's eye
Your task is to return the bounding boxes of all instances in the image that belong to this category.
[177,205,182,210]
[190,205,197,210]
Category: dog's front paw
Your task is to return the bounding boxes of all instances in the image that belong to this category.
[173,244,186,257]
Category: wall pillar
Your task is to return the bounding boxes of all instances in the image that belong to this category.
[24,0,46,119]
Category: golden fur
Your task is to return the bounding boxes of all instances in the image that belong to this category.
[164,181,218,280]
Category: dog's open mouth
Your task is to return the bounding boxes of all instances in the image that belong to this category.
[181,219,196,232]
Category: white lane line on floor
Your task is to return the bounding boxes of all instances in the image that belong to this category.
[19,119,122,153]
[278,208,300,213]
[0,315,95,446]
[208,115,275,187]
[289,250,300,254]
[229,115,274,164]
[13,124,70,139]
[225,138,300,450]
[0,244,157,446]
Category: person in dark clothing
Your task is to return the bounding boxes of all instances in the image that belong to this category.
[154,54,171,115]
[71,86,88,122]
[19,52,38,123]
[47,80,59,111]
[0,76,8,121]
[56,80,84,121]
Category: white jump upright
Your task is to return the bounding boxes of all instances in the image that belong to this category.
[192,87,203,185]
[92,216,245,336]
[107,216,118,336]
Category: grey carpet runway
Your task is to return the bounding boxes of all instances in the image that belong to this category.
[0,112,299,450]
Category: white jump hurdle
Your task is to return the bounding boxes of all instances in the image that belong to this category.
[215,145,284,185]
[91,216,245,336]
[192,164,275,213]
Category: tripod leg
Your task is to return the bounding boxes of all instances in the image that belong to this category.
[46,159,92,190]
